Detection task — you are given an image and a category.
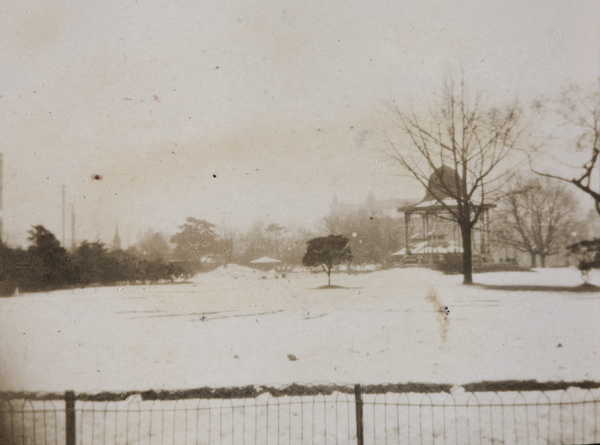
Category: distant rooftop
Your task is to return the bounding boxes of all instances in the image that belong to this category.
[330,192,410,218]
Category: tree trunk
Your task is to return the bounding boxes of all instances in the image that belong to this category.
[327,270,331,286]
[530,253,537,268]
[461,223,473,285]
[540,254,546,268]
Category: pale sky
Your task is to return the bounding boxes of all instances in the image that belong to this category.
[0,0,599,246]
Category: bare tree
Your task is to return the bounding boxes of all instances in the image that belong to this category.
[321,207,403,267]
[240,220,269,263]
[531,84,600,215]
[266,223,287,259]
[216,225,237,265]
[321,211,355,237]
[385,77,526,284]
[493,177,578,267]
[279,227,314,266]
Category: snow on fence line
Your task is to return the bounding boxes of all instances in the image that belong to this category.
[1,381,599,445]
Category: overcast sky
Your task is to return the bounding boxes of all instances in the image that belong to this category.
[0,0,598,247]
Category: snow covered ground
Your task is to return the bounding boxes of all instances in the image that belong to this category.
[1,266,598,393]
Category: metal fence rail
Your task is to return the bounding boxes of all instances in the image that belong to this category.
[0,394,66,445]
[1,382,599,444]
[74,388,356,445]
[363,388,600,445]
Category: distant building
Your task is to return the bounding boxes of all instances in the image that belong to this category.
[330,192,409,219]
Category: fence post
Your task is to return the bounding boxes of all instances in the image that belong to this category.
[354,384,364,445]
[65,391,76,445]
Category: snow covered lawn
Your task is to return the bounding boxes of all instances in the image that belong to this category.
[0,266,598,393]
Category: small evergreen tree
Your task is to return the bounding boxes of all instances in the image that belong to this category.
[27,225,75,290]
[302,235,352,286]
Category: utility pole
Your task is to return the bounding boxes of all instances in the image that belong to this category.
[0,153,3,244]
[71,204,76,252]
[62,185,66,246]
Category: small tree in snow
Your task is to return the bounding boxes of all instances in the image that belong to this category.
[302,235,352,286]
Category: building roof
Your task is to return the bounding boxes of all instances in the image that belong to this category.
[391,240,464,256]
[250,256,282,264]
[421,165,463,202]
[330,193,409,218]
[399,166,493,214]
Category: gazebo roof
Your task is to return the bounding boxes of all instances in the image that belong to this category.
[399,166,493,214]
[422,165,463,202]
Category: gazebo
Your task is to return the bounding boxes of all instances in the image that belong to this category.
[396,166,494,266]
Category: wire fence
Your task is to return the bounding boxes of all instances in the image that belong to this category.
[1,381,599,444]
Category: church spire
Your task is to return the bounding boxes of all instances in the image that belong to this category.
[112,223,122,250]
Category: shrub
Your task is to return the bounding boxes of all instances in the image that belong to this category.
[567,238,600,283]
[434,253,463,275]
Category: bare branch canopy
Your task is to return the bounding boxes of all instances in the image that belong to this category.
[384,76,528,284]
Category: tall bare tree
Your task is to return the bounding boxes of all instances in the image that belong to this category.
[216,224,237,265]
[531,84,600,215]
[240,220,269,263]
[493,177,578,267]
[385,77,526,284]
[266,223,287,259]
[322,207,403,267]
[279,227,314,266]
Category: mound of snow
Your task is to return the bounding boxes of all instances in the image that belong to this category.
[207,264,259,280]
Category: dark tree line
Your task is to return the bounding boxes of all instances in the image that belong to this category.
[0,216,314,296]
[0,225,184,296]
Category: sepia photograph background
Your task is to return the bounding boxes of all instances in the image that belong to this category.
[1,0,599,443]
